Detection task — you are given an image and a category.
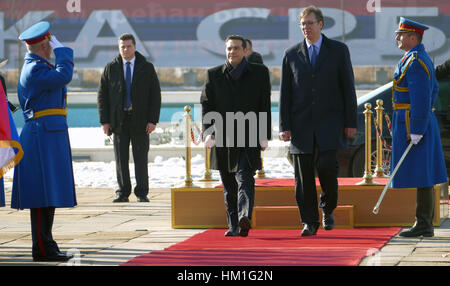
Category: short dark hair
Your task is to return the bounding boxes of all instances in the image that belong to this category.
[225,35,247,49]
[119,33,136,46]
[299,5,324,24]
[244,38,253,48]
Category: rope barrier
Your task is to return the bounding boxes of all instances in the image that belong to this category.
[190,123,202,146]
[374,119,391,151]
[374,112,392,151]
[384,113,392,137]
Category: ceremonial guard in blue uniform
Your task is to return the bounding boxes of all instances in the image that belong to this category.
[12,21,77,261]
[391,18,447,237]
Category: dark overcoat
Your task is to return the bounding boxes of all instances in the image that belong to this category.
[201,62,272,172]
[279,34,357,154]
[97,51,161,133]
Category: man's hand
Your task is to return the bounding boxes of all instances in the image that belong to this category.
[410,134,423,145]
[146,123,156,134]
[279,130,291,142]
[203,134,215,148]
[49,35,64,49]
[344,127,356,138]
[102,123,112,136]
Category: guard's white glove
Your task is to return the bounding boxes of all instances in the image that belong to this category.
[260,140,268,151]
[49,35,64,49]
[410,134,423,145]
[204,135,215,148]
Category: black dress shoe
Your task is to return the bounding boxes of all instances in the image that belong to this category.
[137,196,150,202]
[238,216,251,237]
[322,212,335,231]
[113,196,129,203]
[33,252,74,262]
[398,223,434,237]
[301,223,319,236]
[225,227,239,237]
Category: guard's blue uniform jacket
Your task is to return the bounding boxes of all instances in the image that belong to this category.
[391,43,447,188]
[11,47,77,209]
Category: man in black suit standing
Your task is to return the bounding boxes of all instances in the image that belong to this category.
[279,6,357,236]
[98,33,161,203]
[201,35,271,237]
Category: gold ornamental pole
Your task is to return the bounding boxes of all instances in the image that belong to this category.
[183,105,194,187]
[199,146,217,181]
[357,103,378,185]
[374,99,387,178]
[256,151,268,178]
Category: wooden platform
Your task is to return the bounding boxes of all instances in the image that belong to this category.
[171,178,447,229]
[253,205,354,229]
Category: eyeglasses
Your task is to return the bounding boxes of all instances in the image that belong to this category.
[299,21,318,27]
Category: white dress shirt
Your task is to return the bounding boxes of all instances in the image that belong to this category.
[122,56,136,81]
[305,34,323,62]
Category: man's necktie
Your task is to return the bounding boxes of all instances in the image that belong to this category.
[310,45,317,69]
[125,61,132,110]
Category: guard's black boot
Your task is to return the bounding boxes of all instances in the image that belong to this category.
[399,187,434,237]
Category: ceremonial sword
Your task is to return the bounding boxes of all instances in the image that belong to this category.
[372,142,414,214]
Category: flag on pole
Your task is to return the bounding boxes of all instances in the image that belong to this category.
[0,83,23,207]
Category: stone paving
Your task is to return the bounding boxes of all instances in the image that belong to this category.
[0,187,449,266]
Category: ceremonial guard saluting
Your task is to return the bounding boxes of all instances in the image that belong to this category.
[12,21,77,261]
[391,18,447,237]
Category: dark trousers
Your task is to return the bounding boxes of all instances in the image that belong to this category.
[293,148,338,224]
[113,113,149,198]
[219,150,256,229]
[30,207,59,258]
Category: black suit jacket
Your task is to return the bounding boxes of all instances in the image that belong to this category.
[279,34,357,154]
[201,62,272,172]
[97,51,161,133]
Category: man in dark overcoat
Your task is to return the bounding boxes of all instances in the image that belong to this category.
[201,35,271,237]
[279,6,357,236]
[98,33,161,203]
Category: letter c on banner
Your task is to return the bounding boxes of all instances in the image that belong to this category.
[197,8,271,57]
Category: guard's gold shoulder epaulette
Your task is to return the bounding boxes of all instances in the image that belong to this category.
[412,52,431,79]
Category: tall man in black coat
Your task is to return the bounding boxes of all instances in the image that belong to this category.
[201,35,271,237]
[279,6,357,236]
[98,33,161,203]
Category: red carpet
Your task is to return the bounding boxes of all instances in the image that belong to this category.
[122,227,401,266]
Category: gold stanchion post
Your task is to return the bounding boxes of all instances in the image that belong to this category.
[183,105,196,187]
[357,103,379,185]
[199,146,217,181]
[256,151,268,178]
[374,99,387,178]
